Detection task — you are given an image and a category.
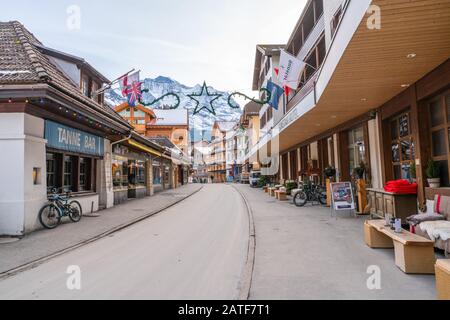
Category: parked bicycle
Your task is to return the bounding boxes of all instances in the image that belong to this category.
[293,181,327,207]
[38,189,83,229]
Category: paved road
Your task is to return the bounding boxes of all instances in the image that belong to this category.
[0,185,249,300]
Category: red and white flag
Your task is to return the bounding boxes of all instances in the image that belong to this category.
[118,71,142,107]
[119,71,140,97]
[278,49,306,90]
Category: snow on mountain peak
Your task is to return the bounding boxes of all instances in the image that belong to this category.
[105,76,243,142]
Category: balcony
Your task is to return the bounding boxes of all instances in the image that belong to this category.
[297,14,325,62]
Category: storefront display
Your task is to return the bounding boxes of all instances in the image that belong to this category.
[112,144,150,204]
[44,120,102,194]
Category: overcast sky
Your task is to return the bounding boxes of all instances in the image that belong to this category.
[1,0,306,96]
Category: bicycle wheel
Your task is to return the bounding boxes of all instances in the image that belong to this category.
[293,191,308,207]
[68,200,83,223]
[39,204,62,229]
[318,191,327,205]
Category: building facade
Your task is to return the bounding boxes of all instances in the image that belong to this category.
[247,0,450,209]
[0,21,178,236]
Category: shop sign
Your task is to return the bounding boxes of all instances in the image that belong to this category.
[45,120,104,157]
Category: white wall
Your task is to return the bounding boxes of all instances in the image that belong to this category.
[323,0,347,49]
[0,113,47,235]
[23,114,48,233]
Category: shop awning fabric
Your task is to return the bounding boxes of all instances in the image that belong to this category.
[128,139,168,159]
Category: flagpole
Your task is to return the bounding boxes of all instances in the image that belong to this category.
[93,68,138,97]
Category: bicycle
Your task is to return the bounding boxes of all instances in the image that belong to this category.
[293,181,327,207]
[38,189,83,229]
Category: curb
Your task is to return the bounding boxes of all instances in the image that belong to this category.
[0,186,203,281]
[231,184,256,301]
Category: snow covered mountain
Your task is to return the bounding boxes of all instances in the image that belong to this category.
[105,76,242,142]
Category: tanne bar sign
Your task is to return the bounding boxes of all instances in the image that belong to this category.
[45,120,104,157]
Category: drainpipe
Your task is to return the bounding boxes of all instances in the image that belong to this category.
[111,132,133,147]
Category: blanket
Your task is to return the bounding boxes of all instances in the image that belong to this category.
[407,213,446,226]
[384,180,417,194]
[420,221,450,241]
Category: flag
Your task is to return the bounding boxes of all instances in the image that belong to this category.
[274,68,291,97]
[118,71,142,107]
[127,81,143,107]
[266,80,284,110]
[278,49,306,90]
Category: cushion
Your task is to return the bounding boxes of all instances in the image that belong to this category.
[434,195,450,221]
[407,213,446,226]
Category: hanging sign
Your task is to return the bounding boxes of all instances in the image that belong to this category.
[330,182,356,211]
[45,120,104,157]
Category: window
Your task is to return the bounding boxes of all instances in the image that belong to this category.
[46,153,58,193]
[63,156,74,191]
[46,152,95,194]
[81,75,90,97]
[389,112,414,180]
[330,6,343,38]
[79,158,92,191]
[348,127,366,176]
[428,91,450,186]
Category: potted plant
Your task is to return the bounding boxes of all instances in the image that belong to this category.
[285,181,298,194]
[353,162,366,180]
[426,159,441,188]
[324,166,337,180]
[257,175,271,188]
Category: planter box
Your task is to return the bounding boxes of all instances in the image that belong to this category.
[436,260,450,300]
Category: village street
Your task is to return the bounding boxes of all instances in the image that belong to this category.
[0,184,437,300]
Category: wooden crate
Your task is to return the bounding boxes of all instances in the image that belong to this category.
[364,221,394,248]
[436,260,450,300]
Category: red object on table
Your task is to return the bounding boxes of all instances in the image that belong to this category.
[384,179,418,195]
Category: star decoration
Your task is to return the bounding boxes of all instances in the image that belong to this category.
[187,82,223,116]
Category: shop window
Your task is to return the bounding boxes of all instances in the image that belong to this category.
[430,99,444,127]
[63,156,75,191]
[432,129,447,157]
[46,152,94,194]
[79,158,91,191]
[137,160,146,186]
[389,112,414,180]
[348,126,366,175]
[46,153,58,192]
[428,90,450,187]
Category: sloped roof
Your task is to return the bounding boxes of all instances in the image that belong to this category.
[0,21,128,127]
[147,136,176,149]
[215,121,236,132]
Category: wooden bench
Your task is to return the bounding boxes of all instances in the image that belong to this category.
[274,190,287,201]
[365,220,436,274]
[435,259,450,300]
